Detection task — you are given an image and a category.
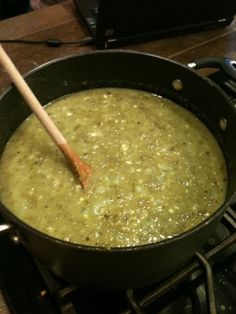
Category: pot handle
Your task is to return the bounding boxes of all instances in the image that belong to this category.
[187,57,236,81]
[0,223,13,234]
[0,223,23,244]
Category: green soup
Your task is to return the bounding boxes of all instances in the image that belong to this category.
[0,88,227,247]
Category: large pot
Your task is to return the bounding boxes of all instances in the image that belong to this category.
[0,50,236,290]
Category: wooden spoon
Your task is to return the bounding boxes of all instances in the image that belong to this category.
[0,44,91,190]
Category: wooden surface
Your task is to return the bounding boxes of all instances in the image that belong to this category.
[0,1,236,95]
[0,291,9,314]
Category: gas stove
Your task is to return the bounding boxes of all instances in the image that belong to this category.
[0,69,236,314]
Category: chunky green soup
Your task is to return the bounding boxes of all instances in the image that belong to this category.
[0,88,227,247]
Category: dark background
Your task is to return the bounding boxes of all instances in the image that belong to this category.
[0,0,29,20]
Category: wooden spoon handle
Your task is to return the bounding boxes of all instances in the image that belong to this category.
[0,44,91,189]
[0,44,66,146]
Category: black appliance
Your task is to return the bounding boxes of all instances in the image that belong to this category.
[73,0,236,48]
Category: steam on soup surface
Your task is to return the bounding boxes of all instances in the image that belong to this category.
[0,88,227,248]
